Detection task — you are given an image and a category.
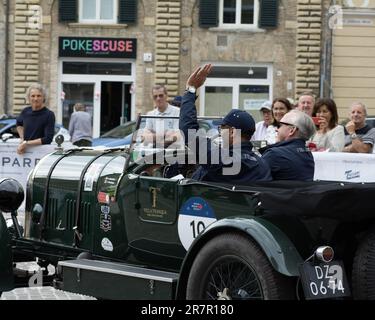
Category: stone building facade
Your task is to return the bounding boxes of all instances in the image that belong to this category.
[1,0,328,137]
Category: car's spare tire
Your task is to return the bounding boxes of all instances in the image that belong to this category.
[352,231,375,299]
[186,232,295,300]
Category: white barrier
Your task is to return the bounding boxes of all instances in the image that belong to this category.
[313,152,375,182]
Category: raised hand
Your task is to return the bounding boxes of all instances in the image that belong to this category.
[186,64,213,89]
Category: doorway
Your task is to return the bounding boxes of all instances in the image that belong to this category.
[100,82,131,135]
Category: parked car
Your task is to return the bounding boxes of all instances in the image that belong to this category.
[92,121,137,147]
[0,117,70,143]
[1,114,375,300]
[92,117,221,148]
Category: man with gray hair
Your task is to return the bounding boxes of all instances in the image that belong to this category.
[261,109,316,181]
[16,83,55,154]
[343,102,375,153]
[297,92,315,117]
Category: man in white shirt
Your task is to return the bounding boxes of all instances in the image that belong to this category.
[252,101,273,141]
[143,85,180,146]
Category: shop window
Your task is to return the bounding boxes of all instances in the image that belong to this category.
[201,65,272,123]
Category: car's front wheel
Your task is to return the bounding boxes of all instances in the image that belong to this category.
[186,232,294,300]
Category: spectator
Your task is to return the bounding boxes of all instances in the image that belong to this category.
[297,92,315,117]
[261,109,316,181]
[16,83,55,155]
[180,64,272,184]
[251,101,273,141]
[309,98,345,152]
[143,85,180,145]
[68,103,93,147]
[343,102,375,153]
[265,98,293,145]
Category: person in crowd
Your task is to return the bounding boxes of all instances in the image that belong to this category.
[68,103,93,147]
[343,102,375,153]
[261,109,316,181]
[265,98,293,144]
[297,92,315,117]
[251,101,273,141]
[143,85,180,146]
[180,64,272,184]
[309,98,345,152]
[16,83,55,154]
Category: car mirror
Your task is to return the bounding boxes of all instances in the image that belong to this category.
[0,178,24,212]
[1,133,14,142]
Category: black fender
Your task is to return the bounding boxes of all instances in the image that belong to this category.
[176,217,303,299]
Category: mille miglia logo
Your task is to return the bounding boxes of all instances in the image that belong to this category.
[345,170,360,180]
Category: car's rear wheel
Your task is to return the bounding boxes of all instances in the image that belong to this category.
[186,232,294,300]
[352,231,375,299]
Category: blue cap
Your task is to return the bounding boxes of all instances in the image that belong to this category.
[221,109,255,135]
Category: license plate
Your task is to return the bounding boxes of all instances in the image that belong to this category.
[299,260,351,300]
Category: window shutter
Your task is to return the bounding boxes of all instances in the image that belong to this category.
[59,0,77,23]
[119,0,137,24]
[199,0,218,28]
[259,0,279,29]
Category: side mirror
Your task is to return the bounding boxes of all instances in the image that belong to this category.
[0,178,24,212]
[1,133,14,142]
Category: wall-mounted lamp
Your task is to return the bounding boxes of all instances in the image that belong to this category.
[248,68,254,75]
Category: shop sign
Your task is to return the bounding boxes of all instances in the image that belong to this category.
[59,37,137,58]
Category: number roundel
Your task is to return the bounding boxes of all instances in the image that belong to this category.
[178,197,217,251]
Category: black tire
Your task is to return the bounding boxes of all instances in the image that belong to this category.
[352,231,375,299]
[186,233,295,300]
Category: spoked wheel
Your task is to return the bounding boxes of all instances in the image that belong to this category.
[186,233,294,300]
[202,256,263,300]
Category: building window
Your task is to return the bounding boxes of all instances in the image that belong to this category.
[79,0,117,23]
[220,0,259,28]
[200,65,273,123]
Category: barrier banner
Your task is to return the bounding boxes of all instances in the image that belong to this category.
[313,152,375,182]
[0,143,57,211]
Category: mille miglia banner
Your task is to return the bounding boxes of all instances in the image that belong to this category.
[59,37,137,58]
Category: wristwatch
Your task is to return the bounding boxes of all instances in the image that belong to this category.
[350,133,358,140]
[22,140,28,145]
[186,86,196,94]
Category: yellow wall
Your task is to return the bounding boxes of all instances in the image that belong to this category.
[332,11,375,120]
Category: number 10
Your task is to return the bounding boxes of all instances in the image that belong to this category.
[190,220,206,238]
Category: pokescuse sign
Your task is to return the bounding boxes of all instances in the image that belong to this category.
[178,197,217,251]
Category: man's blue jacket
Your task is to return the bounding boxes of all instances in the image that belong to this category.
[179,92,272,184]
[262,139,314,181]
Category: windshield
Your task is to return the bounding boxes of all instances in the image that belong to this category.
[101,122,137,138]
[128,115,221,166]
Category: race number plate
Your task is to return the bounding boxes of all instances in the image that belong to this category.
[299,260,350,300]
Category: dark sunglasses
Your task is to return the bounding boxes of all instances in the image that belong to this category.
[153,94,165,99]
[279,121,298,129]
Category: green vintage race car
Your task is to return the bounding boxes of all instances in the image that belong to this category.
[1,115,375,300]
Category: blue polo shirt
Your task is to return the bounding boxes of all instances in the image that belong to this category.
[262,139,314,181]
[16,106,55,144]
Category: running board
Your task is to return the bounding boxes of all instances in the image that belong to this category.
[58,259,179,300]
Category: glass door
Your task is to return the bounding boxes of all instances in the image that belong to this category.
[62,83,94,130]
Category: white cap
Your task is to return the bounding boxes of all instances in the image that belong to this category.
[260,101,272,111]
